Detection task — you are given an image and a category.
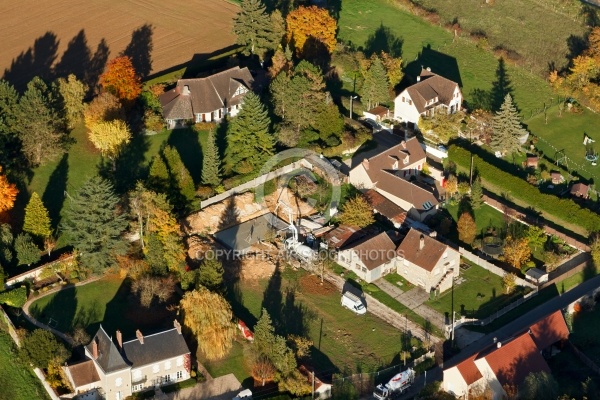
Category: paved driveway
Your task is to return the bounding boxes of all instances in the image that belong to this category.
[162,374,242,400]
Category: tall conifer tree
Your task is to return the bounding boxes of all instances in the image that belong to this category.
[23,192,52,239]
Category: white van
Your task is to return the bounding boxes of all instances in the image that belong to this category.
[341,291,366,315]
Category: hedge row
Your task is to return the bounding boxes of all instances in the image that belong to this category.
[449,144,600,235]
[0,287,27,308]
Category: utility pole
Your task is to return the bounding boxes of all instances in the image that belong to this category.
[350,95,358,119]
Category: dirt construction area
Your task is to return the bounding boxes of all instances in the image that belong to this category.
[0,0,238,84]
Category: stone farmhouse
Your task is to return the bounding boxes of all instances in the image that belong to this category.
[159,66,254,129]
[442,310,569,399]
[349,137,440,222]
[64,322,191,400]
[393,68,462,125]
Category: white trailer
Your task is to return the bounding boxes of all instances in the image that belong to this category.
[341,291,367,315]
[373,368,415,399]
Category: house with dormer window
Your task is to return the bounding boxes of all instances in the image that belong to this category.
[349,137,440,222]
[159,66,254,128]
[64,322,191,400]
[393,67,462,125]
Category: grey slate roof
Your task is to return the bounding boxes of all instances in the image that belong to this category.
[213,213,289,253]
[159,66,254,120]
[121,328,190,368]
[85,325,129,374]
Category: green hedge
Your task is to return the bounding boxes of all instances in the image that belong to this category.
[0,287,27,308]
[449,144,600,234]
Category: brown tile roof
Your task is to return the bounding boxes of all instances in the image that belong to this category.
[455,354,482,386]
[159,66,253,119]
[161,92,194,120]
[67,360,101,388]
[345,232,397,271]
[397,228,447,272]
[405,70,459,114]
[364,189,407,226]
[528,310,569,350]
[367,106,390,118]
[324,225,365,249]
[365,137,426,169]
[570,182,589,197]
[376,173,439,213]
[483,333,550,387]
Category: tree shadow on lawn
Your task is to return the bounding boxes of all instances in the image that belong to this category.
[29,283,77,334]
[42,153,69,231]
[403,45,462,88]
[99,132,151,194]
[167,128,204,185]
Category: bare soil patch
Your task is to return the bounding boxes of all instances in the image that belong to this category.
[0,0,238,86]
[299,274,337,295]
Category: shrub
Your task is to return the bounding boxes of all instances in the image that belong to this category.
[0,287,27,308]
[449,144,600,234]
[414,357,436,374]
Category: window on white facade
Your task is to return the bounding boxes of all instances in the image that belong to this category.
[153,364,160,373]
[408,100,412,105]
[115,377,122,387]
[234,85,247,96]
[176,356,184,367]
[133,384,144,392]
[177,371,184,380]
[361,267,367,273]
[164,375,172,383]
[165,361,172,370]
[402,96,405,102]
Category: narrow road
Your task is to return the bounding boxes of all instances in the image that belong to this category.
[324,271,441,345]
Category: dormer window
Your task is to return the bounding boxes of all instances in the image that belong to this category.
[423,201,433,211]
[393,161,398,170]
[234,85,247,96]
[403,157,409,165]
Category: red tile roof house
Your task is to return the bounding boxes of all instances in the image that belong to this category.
[393,68,463,125]
[64,322,191,399]
[570,182,589,199]
[364,189,407,228]
[159,66,254,129]
[349,137,440,222]
[442,310,569,399]
[336,232,398,283]
[363,105,391,122]
[396,228,460,293]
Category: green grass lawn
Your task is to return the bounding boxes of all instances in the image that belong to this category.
[0,330,50,400]
[337,0,554,116]
[445,203,506,235]
[212,268,410,382]
[414,0,586,75]
[425,262,528,319]
[571,303,600,367]
[29,276,178,339]
[526,105,600,183]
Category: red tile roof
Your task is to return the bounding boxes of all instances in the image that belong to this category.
[364,189,407,226]
[570,182,589,197]
[397,228,449,272]
[455,354,483,385]
[67,360,100,388]
[483,333,550,387]
[528,310,569,350]
[324,225,365,249]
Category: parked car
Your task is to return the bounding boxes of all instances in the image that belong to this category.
[361,118,381,131]
[233,389,253,400]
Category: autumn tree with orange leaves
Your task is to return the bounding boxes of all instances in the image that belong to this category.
[0,166,18,214]
[99,56,142,102]
[286,6,336,57]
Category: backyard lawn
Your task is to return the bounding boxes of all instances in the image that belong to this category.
[425,262,528,319]
[28,276,178,339]
[445,203,506,235]
[337,0,554,116]
[0,330,50,400]
[571,303,600,366]
[526,104,600,183]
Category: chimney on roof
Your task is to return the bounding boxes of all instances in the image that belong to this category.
[429,231,437,238]
[116,330,122,349]
[497,342,502,349]
[400,140,406,149]
[426,67,431,72]
[92,338,98,359]
[182,85,190,95]
[416,76,421,82]
[136,329,144,345]
[174,320,182,334]
[419,234,425,250]
[362,159,369,170]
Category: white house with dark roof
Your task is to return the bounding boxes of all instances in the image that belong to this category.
[159,66,254,128]
[65,322,191,399]
[336,232,398,283]
[349,137,440,222]
[396,228,459,293]
[394,68,462,125]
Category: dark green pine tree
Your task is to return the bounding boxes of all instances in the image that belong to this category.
[232,0,273,58]
[360,58,389,110]
[14,233,41,267]
[198,258,224,292]
[201,131,222,187]
[162,145,196,203]
[61,176,127,273]
[148,154,170,193]
[0,223,14,267]
[491,94,528,155]
[470,177,484,210]
[225,92,274,174]
[0,80,21,170]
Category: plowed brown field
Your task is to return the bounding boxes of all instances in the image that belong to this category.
[0,0,238,85]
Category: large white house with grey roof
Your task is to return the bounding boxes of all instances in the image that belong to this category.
[158,66,254,129]
[64,322,191,400]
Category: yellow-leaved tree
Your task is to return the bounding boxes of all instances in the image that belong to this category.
[285,6,336,57]
[88,119,131,169]
[180,288,236,360]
